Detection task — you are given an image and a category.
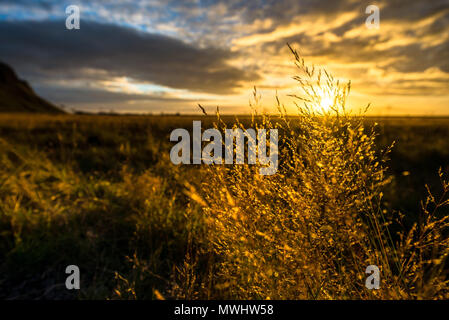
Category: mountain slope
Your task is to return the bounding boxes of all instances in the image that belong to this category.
[0,62,64,113]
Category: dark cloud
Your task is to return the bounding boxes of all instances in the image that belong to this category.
[384,42,449,73]
[238,0,357,23]
[34,86,195,104]
[232,0,449,31]
[0,20,258,95]
[381,0,449,21]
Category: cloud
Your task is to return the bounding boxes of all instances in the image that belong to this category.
[34,86,195,104]
[228,0,449,100]
[0,19,259,96]
[0,0,448,114]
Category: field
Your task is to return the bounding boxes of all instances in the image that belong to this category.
[0,113,448,299]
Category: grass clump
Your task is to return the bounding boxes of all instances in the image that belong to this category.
[181,45,449,299]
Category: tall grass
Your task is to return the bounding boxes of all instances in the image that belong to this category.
[179,45,449,299]
[0,117,204,299]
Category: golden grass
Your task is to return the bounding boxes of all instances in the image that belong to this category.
[174,46,449,299]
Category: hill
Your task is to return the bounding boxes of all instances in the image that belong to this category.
[0,62,64,113]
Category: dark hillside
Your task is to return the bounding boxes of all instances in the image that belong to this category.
[0,62,63,113]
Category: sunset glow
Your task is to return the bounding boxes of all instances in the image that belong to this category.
[0,1,448,115]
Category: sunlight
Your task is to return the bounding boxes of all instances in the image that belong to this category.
[312,87,335,112]
[320,95,334,111]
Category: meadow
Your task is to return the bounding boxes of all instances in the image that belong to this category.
[0,112,448,299]
[1,51,449,300]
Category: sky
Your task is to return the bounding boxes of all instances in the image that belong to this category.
[0,0,448,115]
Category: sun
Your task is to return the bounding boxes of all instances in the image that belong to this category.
[319,95,334,111]
[320,96,334,110]
[310,86,336,112]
